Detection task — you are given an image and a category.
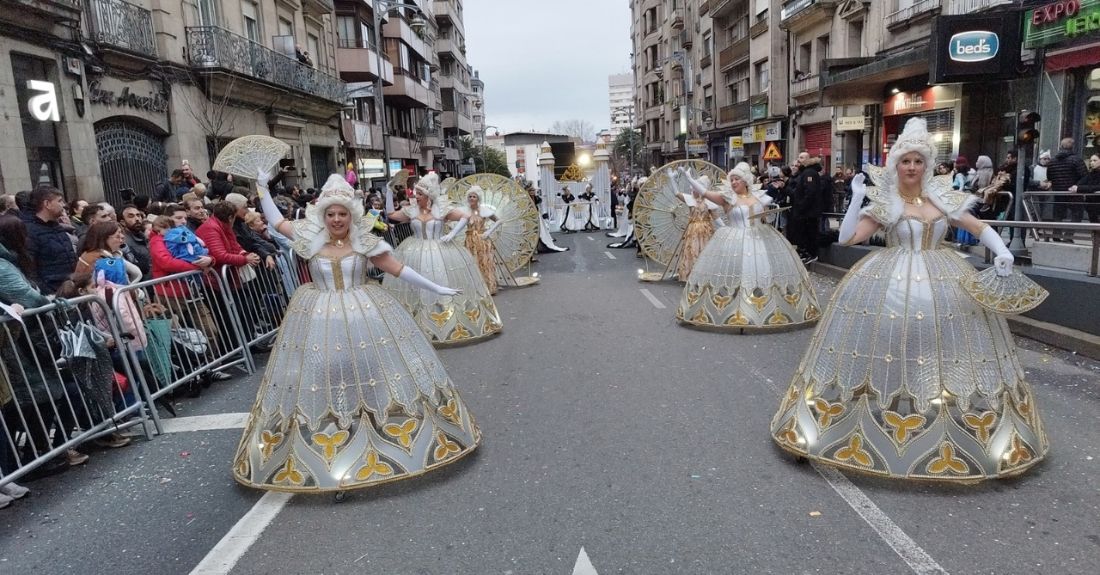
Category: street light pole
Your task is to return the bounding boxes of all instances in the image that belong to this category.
[479,124,499,174]
[371,0,428,184]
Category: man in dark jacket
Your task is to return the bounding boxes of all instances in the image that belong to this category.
[787,153,824,263]
[21,186,76,294]
[153,170,188,203]
[120,204,152,281]
[1046,138,1088,241]
[206,171,235,202]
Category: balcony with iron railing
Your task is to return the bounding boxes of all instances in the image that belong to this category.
[86,0,157,58]
[185,26,346,104]
[946,0,1012,13]
[779,0,839,30]
[886,0,941,29]
[791,73,820,98]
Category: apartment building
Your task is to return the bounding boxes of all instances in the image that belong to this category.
[471,68,486,146]
[2,0,348,201]
[608,72,635,139]
[435,0,474,175]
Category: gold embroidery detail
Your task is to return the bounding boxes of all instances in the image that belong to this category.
[438,398,461,424]
[814,399,845,427]
[686,291,700,306]
[927,443,969,475]
[450,323,472,340]
[726,308,749,326]
[883,411,924,444]
[382,419,418,448]
[783,291,802,305]
[260,430,284,461]
[1006,435,1033,467]
[433,432,461,461]
[777,419,800,446]
[311,430,350,462]
[766,310,791,325]
[963,412,997,443]
[465,308,481,322]
[355,450,394,481]
[712,293,733,310]
[835,434,872,467]
[747,288,769,311]
[274,457,305,485]
[691,308,710,324]
[429,307,454,327]
[805,306,820,321]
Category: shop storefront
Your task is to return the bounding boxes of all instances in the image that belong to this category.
[740,120,784,169]
[87,76,171,207]
[1026,0,1100,156]
[881,86,961,165]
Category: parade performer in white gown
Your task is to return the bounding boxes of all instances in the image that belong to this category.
[609,188,632,238]
[460,185,503,294]
[674,162,820,329]
[383,173,502,344]
[234,172,480,493]
[771,118,1049,480]
[674,175,721,280]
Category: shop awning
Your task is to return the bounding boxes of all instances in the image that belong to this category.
[1044,42,1100,73]
[820,46,930,106]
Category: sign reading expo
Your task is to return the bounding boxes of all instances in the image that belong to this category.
[930,13,1022,84]
[1024,0,1100,48]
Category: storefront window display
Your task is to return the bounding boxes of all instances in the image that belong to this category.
[1085,68,1100,155]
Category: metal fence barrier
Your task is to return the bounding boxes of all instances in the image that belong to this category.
[1022,192,1099,242]
[1,295,153,489]
[111,268,256,430]
[220,252,300,351]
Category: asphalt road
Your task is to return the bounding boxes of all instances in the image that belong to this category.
[2,230,1098,575]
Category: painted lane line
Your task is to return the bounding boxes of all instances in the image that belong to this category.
[190,491,293,575]
[587,236,594,241]
[603,251,617,260]
[743,364,948,575]
[572,547,599,575]
[814,464,948,575]
[639,288,667,309]
[161,413,249,433]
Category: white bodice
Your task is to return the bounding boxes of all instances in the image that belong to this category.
[410,218,445,240]
[886,216,950,251]
[725,203,764,228]
[307,253,371,290]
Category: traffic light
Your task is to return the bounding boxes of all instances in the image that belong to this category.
[1017,110,1040,146]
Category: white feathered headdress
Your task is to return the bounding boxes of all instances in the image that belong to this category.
[291,174,380,259]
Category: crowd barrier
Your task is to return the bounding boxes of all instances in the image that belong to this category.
[219,252,300,351]
[1,295,153,489]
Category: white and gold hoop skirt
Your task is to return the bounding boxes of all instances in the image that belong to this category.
[770,216,1048,480]
[677,203,819,330]
[233,253,480,492]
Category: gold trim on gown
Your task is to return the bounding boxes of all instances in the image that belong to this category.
[233,252,480,492]
[676,202,715,280]
[465,211,498,295]
[770,216,1048,481]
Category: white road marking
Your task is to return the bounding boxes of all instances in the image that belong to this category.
[639,288,667,309]
[572,547,599,575]
[814,464,948,575]
[744,364,948,575]
[161,413,249,433]
[603,251,617,260]
[587,236,594,241]
[190,491,293,575]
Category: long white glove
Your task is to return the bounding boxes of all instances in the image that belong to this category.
[979,225,1014,277]
[256,168,285,229]
[398,265,459,295]
[838,173,867,245]
[678,167,708,198]
[441,217,468,242]
[385,185,396,215]
[482,219,502,239]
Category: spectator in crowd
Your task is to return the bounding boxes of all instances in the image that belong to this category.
[935,161,953,176]
[1068,153,1100,223]
[345,162,358,189]
[21,186,76,294]
[196,201,265,350]
[120,204,152,281]
[953,156,973,191]
[180,182,209,207]
[206,171,234,201]
[169,204,189,229]
[133,195,151,214]
[75,222,142,285]
[181,161,199,189]
[68,199,89,233]
[295,44,313,66]
[98,202,117,221]
[0,194,17,215]
[1046,137,1088,241]
[224,193,277,271]
[1031,150,1052,190]
[184,198,208,232]
[154,169,188,203]
[787,152,825,264]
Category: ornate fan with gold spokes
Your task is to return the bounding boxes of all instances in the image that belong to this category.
[448,173,540,274]
[635,159,728,266]
[212,135,290,181]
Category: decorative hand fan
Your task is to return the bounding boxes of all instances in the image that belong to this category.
[960,267,1049,315]
[212,135,290,181]
[440,177,457,195]
[634,159,728,266]
[388,169,410,194]
[448,173,540,274]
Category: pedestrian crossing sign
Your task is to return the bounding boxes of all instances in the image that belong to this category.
[763,142,783,161]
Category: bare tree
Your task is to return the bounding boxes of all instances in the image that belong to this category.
[551,119,596,143]
[170,70,244,163]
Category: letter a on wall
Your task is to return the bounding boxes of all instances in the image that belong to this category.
[27,80,59,122]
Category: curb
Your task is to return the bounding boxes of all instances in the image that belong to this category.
[808,262,1100,361]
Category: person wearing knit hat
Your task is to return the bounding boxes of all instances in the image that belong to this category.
[235,167,481,494]
[770,117,1049,481]
[383,171,502,344]
[668,161,821,331]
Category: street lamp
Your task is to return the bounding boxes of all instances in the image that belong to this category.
[372,0,430,183]
[478,124,499,172]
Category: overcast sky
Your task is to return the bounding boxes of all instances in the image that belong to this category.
[463,0,632,136]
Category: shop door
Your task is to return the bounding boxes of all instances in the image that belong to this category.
[95,120,168,208]
[802,122,832,170]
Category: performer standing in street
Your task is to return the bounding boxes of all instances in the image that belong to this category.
[235,171,480,493]
[460,185,503,295]
[673,175,719,280]
[383,173,502,344]
[770,118,1049,480]
[673,163,820,330]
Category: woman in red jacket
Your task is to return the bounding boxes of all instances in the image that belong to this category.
[149,216,224,358]
[195,202,266,352]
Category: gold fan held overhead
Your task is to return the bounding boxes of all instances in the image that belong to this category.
[634,160,728,275]
[212,135,291,188]
[448,173,540,279]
